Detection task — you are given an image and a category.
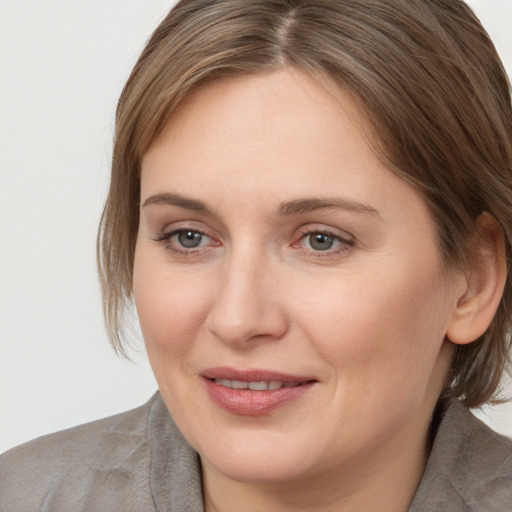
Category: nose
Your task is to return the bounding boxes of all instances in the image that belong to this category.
[205,248,289,348]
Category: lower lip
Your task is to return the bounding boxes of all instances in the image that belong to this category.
[203,378,315,416]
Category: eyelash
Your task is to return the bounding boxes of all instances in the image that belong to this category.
[292,228,355,257]
[153,227,355,258]
[153,229,217,256]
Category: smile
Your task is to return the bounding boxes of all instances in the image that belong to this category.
[213,379,303,390]
[202,369,317,416]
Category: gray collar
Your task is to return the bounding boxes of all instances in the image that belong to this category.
[147,394,512,512]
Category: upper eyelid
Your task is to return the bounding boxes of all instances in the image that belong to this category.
[152,222,355,245]
[157,227,212,242]
[296,232,354,248]
[156,221,214,237]
[153,229,218,257]
[295,224,354,240]
[292,225,356,253]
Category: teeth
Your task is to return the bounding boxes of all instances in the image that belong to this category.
[213,379,302,390]
[248,381,267,391]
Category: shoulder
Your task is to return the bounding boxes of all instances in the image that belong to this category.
[0,393,160,512]
[411,400,512,512]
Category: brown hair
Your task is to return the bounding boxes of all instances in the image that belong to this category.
[98,0,512,407]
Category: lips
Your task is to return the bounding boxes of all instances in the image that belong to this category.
[201,367,317,416]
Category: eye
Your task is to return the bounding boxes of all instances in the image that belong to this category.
[154,228,216,254]
[174,230,207,249]
[293,227,354,256]
[307,232,337,251]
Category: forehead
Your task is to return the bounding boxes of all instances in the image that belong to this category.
[141,68,432,230]
[144,69,373,182]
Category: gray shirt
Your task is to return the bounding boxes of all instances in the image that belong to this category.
[1,392,511,511]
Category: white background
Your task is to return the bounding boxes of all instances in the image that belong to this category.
[1,0,512,453]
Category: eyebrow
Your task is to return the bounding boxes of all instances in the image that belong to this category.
[142,193,213,214]
[142,193,379,217]
[279,198,379,216]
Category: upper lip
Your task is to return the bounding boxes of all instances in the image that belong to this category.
[201,367,317,383]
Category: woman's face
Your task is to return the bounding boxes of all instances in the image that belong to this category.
[134,68,464,484]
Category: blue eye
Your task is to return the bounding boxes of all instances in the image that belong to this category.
[175,230,204,248]
[154,227,217,256]
[308,232,336,251]
[296,229,354,256]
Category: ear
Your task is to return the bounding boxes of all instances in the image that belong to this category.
[446,212,507,345]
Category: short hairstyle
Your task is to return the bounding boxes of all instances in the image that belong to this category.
[98,0,512,408]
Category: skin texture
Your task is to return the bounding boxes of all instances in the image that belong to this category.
[134,68,474,511]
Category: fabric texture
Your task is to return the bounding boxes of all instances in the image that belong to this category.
[1,392,511,511]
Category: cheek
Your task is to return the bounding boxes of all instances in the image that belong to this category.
[132,246,212,358]
[294,262,452,389]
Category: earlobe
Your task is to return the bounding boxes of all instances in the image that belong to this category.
[446,212,507,346]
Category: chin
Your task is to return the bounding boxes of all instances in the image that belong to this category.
[206,453,315,484]
[196,428,330,485]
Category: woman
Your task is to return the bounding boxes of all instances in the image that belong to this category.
[1,1,511,510]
